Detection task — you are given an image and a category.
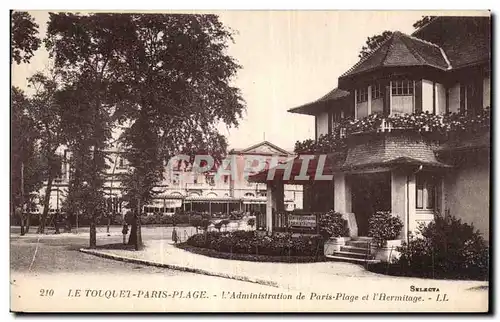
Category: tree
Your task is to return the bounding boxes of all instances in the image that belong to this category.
[358,16,437,59]
[11,11,41,65]
[358,31,393,59]
[413,16,436,30]
[27,73,64,234]
[114,14,245,250]
[46,13,128,247]
[11,87,44,235]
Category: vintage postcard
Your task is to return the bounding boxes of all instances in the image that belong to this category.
[10,10,490,313]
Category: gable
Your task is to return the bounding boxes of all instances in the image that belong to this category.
[235,141,291,156]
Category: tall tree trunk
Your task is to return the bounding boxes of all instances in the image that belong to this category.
[65,212,71,233]
[38,174,53,234]
[128,199,143,250]
[89,212,97,248]
[106,216,111,234]
[19,213,25,236]
[26,213,30,233]
[20,162,25,236]
[128,220,137,246]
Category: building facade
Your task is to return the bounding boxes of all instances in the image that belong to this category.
[251,16,490,241]
[35,140,303,219]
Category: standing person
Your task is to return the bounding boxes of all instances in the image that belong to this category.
[122,222,129,245]
[171,225,178,244]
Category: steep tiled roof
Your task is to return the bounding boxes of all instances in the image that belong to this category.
[412,16,491,69]
[340,31,450,79]
[288,87,350,115]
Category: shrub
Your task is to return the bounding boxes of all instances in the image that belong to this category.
[247,218,255,228]
[214,221,223,232]
[186,230,324,257]
[220,219,230,229]
[368,211,403,247]
[397,215,488,280]
[318,210,349,238]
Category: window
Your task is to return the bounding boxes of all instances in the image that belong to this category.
[117,156,128,169]
[356,87,368,103]
[416,173,438,210]
[171,173,180,185]
[206,175,215,186]
[331,110,344,123]
[371,83,382,100]
[460,82,480,115]
[392,80,414,96]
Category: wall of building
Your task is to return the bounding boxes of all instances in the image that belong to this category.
[483,76,491,108]
[356,101,368,119]
[371,97,383,114]
[448,83,461,113]
[391,96,413,114]
[445,151,490,240]
[436,83,446,114]
[316,112,329,137]
[422,79,434,113]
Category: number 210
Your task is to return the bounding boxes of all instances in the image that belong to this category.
[39,289,54,297]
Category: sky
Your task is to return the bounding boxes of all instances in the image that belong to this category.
[12,10,449,151]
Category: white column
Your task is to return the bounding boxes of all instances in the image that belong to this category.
[334,173,351,213]
[266,183,275,233]
[367,85,372,115]
[334,173,355,236]
[391,170,412,240]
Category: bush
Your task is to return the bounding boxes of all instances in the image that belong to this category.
[186,230,324,257]
[396,215,488,280]
[318,210,349,238]
[368,211,403,247]
[247,218,255,228]
[214,222,223,231]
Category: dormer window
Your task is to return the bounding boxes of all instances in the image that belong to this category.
[371,83,382,100]
[356,87,368,103]
[392,80,414,96]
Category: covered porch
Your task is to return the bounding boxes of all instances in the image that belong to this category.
[249,150,451,242]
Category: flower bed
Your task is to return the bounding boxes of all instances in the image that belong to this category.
[185,230,324,258]
[177,243,327,263]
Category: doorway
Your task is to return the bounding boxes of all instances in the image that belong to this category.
[349,172,391,236]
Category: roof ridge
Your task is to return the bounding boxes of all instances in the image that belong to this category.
[402,32,452,70]
[340,32,394,77]
[397,33,428,65]
[380,31,398,67]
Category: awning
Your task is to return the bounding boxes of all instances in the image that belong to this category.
[184,196,241,203]
[149,198,183,208]
[242,197,267,204]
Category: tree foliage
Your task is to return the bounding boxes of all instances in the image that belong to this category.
[358,16,437,59]
[413,16,436,29]
[11,11,41,64]
[45,13,123,246]
[11,86,44,234]
[108,14,245,248]
[358,31,393,59]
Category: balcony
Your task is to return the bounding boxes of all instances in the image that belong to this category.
[295,109,490,154]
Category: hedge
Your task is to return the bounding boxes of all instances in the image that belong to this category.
[186,230,324,257]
